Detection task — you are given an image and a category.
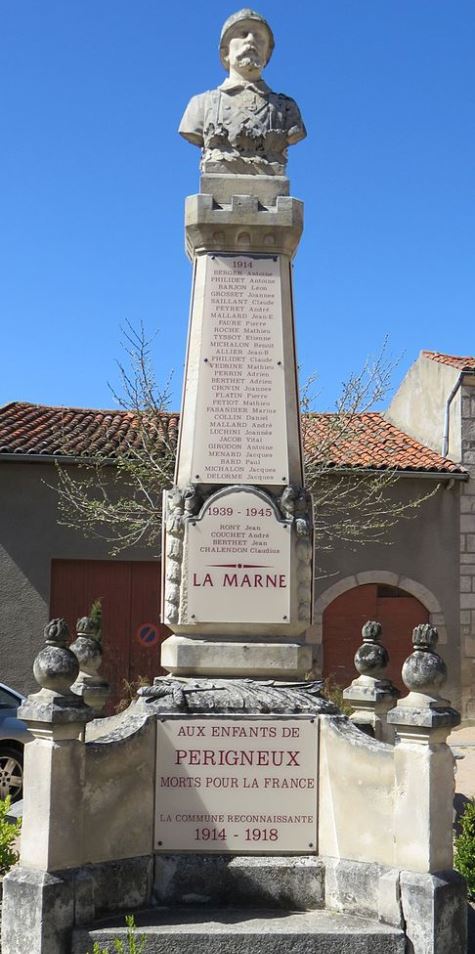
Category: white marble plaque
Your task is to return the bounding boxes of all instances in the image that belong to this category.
[155,718,318,853]
[184,489,291,624]
[191,254,288,485]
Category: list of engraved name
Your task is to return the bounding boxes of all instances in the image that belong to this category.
[193,255,288,484]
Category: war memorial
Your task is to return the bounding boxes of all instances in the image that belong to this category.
[1,10,468,953]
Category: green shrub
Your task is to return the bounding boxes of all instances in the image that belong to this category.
[88,598,103,642]
[454,797,475,899]
[321,675,354,717]
[0,796,21,874]
[115,676,151,714]
[87,914,145,954]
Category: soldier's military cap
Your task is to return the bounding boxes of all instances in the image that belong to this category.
[219,9,275,68]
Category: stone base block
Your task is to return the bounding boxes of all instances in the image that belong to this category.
[1,867,74,954]
[153,855,324,910]
[72,907,405,954]
[400,869,467,954]
[1,857,155,954]
[323,857,403,928]
[161,635,312,679]
[84,855,153,917]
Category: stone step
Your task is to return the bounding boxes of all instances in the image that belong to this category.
[72,905,405,954]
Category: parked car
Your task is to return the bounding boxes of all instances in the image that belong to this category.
[0,683,30,802]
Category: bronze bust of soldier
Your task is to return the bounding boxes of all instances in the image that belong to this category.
[179,9,306,177]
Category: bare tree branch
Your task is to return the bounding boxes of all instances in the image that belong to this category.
[52,330,437,561]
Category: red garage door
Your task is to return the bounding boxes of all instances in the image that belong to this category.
[50,559,170,709]
[323,583,430,692]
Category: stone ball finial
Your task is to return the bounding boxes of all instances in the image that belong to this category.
[44,618,70,647]
[33,618,79,695]
[70,616,110,712]
[76,616,100,640]
[412,622,438,651]
[71,618,103,678]
[362,621,382,643]
[354,620,389,680]
[402,624,447,696]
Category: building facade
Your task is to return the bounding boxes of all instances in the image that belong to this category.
[0,350,473,716]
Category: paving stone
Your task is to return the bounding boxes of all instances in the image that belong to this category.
[71,905,405,954]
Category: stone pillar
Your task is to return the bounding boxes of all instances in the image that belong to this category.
[343,620,399,743]
[70,614,110,715]
[459,375,475,719]
[2,619,92,954]
[387,623,466,953]
[160,176,313,680]
[388,623,460,873]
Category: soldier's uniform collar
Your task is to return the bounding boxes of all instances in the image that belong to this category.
[219,77,271,95]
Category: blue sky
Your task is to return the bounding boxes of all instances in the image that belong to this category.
[2,1,474,412]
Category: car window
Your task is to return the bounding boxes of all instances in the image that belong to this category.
[0,687,20,708]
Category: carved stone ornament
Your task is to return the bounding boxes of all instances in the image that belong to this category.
[76,615,100,641]
[70,616,111,713]
[401,623,447,696]
[277,485,313,622]
[164,485,203,623]
[179,9,306,176]
[277,484,312,536]
[138,676,337,715]
[32,618,80,696]
[163,483,313,630]
[354,620,390,682]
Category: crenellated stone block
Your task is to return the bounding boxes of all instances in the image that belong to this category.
[185,193,303,259]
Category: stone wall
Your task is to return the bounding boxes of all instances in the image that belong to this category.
[460,377,475,718]
[310,475,462,708]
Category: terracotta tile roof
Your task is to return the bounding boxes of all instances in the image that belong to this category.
[422,351,475,372]
[0,402,465,475]
[303,412,465,475]
[0,402,179,458]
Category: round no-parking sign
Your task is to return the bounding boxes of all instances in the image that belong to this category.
[136,622,160,648]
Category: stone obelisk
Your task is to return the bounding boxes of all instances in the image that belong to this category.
[161,9,313,680]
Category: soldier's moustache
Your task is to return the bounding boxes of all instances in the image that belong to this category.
[236,50,261,66]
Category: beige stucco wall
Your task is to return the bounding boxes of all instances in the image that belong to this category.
[0,460,156,696]
[318,716,395,865]
[386,352,462,461]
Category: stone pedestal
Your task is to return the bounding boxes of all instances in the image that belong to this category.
[388,625,461,873]
[344,678,399,743]
[15,691,91,871]
[389,702,459,872]
[384,624,466,953]
[343,622,399,743]
[161,177,313,680]
[1,687,92,954]
[161,635,311,679]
